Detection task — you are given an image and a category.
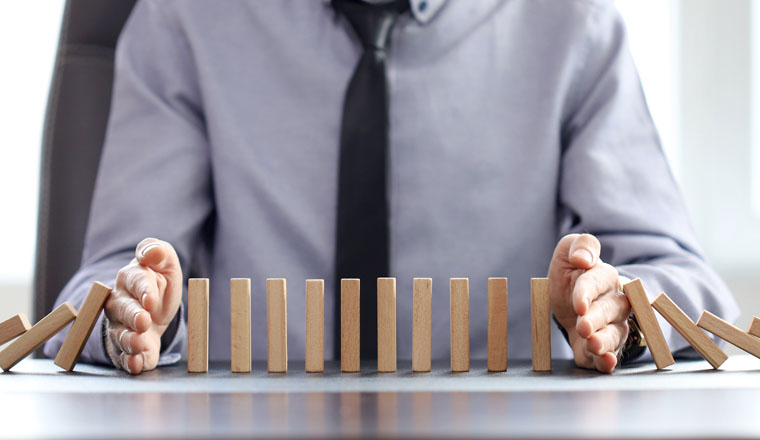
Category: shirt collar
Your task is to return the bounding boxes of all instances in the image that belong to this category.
[325,0,448,25]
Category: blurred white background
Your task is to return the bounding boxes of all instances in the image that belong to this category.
[0,1,758,347]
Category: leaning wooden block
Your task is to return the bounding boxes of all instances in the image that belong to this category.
[0,314,31,346]
[341,279,360,372]
[652,293,727,369]
[450,278,470,372]
[623,279,674,369]
[55,282,112,371]
[531,278,551,372]
[267,278,288,373]
[305,280,324,373]
[230,278,251,373]
[697,311,760,358]
[749,317,760,339]
[0,303,77,371]
[487,277,508,372]
[412,278,432,372]
[187,278,209,373]
[377,277,396,372]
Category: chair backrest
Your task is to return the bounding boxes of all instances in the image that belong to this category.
[33,0,136,328]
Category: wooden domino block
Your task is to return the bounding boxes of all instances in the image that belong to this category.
[749,317,760,338]
[305,279,324,373]
[0,314,31,346]
[187,278,209,373]
[531,278,551,372]
[450,278,470,372]
[652,293,727,369]
[54,282,111,371]
[377,277,396,372]
[0,303,77,371]
[341,279,360,372]
[230,278,251,373]
[267,278,288,373]
[697,310,760,358]
[412,278,432,372]
[623,279,674,369]
[487,277,508,372]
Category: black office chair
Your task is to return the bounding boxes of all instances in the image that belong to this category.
[33,0,136,340]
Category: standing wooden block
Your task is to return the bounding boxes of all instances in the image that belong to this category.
[267,278,288,373]
[55,282,112,371]
[0,314,31,346]
[305,279,324,373]
[531,278,551,372]
[412,278,432,372]
[697,311,760,358]
[487,277,508,372]
[230,278,251,373]
[377,277,396,372]
[450,278,470,372]
[341,279,360,372]
[187,278,209,373]
[0,303,77,371]
[652,293,727,369]
[623,279,674,369]
[749,317,760,338]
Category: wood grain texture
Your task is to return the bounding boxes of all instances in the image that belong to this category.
[230,278,251,373]
[652,293,727,369]
[487,277,508,372]
[305,279,324,373]
[450,278,470,372]
[0,303,77,371]
[749,317,760,339]
[267,278,288,373]
[412,278,432,372]
[697,310,760,358]
[54,282,111,371]
[623,279,674,369]
[341,279,360,372]
[530,278,551,372]
[0,314,31,346]
[187,278,209,373]
[377,278,396,372]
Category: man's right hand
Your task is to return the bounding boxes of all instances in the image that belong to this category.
[104,238,183,374]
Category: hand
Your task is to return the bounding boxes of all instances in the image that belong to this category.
[104,238,183,374]
[548,233,631,373]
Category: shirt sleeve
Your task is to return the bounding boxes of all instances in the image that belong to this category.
[42,0,212,366]
[557,2,740,361]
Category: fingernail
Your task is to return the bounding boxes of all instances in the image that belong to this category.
[140,243,160,258]
[141,293,148,307]
[132,312,140,331]
[572,249,594,265]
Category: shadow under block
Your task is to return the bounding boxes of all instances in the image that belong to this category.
[623,279,674,370]
[749,317,760,338]
[267,278,288,373]
[341,279,360,372]
[531,278,551,372]
[187,278,209,373]
[652,293,727,369]
[305,280,324,373]
[450,278,470,372]
[487,277,508,372]
[230,278,251,373]
[377,278,397,372]
[697,311,760,358]
[412,278,432,372]
[54,282,112,371]
[0,303,77,371]
[0,314,31,346]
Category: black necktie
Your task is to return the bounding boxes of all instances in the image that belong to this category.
[332,0,408,360]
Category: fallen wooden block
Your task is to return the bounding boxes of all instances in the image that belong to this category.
[697,310,760,358]
[305,279,324,373]
[341,279,360,373]
[0,314,31,346]
[652,293,727,369]
[450,278,470,372]
[54,282,112,371]
[749,317,760,339]
[623,279,674,369]
[412,278,432,373]
[377,277,397,372]
[531,278,551,372]
[0,303,77,372]
[487,277,508,372]
[187,278,209,373]
[267,278,288,373]
[230,278,251,373]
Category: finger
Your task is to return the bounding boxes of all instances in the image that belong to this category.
[104,290,152,333]
[576,290,630,338]
[117,262,160,313]
[120,352,146,375]
[571,262,619,316]
[136,238,181,278]
[593,352,619,374]
[108,321,150,355]
[567,233,601,270]
[586,321,628,357]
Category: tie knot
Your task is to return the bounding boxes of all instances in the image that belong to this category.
[332,0,409,51]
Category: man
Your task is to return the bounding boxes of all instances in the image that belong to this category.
[44,0,738,374]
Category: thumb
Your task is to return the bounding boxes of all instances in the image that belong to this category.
[567,233,601,270]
